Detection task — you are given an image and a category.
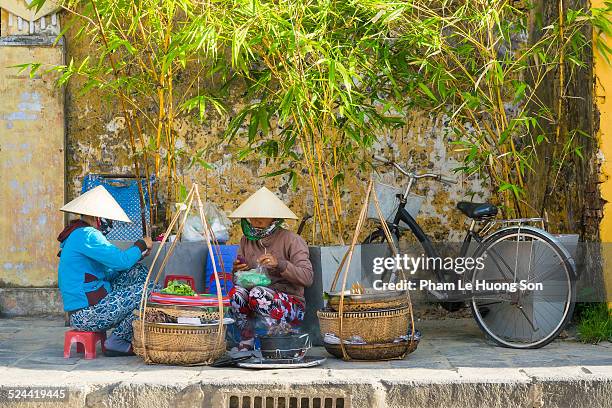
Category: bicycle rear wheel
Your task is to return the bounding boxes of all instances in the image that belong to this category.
[470,227,576,348]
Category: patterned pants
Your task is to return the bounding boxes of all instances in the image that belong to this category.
[70,264,159,342]
[230,285,305,342]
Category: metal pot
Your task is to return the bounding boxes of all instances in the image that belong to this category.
[259,333,311,361]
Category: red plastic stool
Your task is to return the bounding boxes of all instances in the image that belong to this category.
[164,275,196,290]
[64,330,106,359]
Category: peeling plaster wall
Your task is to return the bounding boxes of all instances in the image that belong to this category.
[0,42,65,287]
[64,91,488,246]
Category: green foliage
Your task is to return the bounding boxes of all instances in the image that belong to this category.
[209,0,413,242]
[22,0,612,239]
[576,303,612,344]
[24,0,230,229]
[384,1,612,215]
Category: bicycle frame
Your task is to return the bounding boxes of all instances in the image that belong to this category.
[369,157,557,302]
[379,195,542,302]
[388,192,483,259]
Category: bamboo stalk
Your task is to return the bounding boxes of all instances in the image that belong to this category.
[193,185,225,351]
[89,0,149,235]
[545,0,566,213]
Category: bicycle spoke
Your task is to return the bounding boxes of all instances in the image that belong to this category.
[524,261,564,285]
[481,246,516,281]
[517,303,537,332]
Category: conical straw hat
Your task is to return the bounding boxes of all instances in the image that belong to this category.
[60,185,132,223]
[229,187,298,219]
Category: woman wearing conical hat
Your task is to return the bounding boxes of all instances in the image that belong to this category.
[57,186,158,356]
[229,187,314,350]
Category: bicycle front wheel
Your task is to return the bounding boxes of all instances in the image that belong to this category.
[470,227,576,349]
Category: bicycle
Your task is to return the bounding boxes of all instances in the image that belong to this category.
[364,156,577,349]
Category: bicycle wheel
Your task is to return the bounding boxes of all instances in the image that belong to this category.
[469,227,576,348]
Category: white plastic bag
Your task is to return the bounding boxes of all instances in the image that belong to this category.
[204,202,232,242]
[180,203,232,242]
[182,215,204,241]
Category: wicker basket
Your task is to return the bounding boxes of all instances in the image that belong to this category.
[323,340,418,361]
[317,179,417,361]
[132,319,226,365]
[327,289,409,312]
[134,184,229,366]
[317,306,410,343]
[141,304,222,321]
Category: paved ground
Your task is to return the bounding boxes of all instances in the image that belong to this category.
[0,316,610,407]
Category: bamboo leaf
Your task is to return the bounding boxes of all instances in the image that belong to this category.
[418,82,438,102]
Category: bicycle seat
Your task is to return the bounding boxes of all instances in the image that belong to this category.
[456,202,498,219]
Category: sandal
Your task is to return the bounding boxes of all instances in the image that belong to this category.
[238,340,254,351]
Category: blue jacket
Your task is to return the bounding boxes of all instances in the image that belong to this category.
[58,226,143,312]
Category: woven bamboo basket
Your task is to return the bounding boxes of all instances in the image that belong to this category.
[136,184,227,366]
[327,289,408,312]
[317,306,410,343]
[144,304,221,321]
[323,340,418,361]
[317,179,418,361]
[132,320,226,365]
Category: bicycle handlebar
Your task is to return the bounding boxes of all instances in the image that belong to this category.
[372,155,391,165]
[440,176,458,185]
[372,155,457,184]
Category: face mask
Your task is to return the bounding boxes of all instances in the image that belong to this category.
[97,218,114,236]
[241,219,283,241]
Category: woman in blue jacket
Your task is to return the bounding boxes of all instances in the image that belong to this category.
[58,186,157,356]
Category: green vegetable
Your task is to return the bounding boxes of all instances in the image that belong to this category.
[236,270,271,289]
[161,280,196,296]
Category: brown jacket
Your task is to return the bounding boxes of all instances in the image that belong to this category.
[237,228,313,299]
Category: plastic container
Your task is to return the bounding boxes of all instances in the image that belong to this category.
[204,244,239,294]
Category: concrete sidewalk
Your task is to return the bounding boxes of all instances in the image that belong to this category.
[0,317,610,408]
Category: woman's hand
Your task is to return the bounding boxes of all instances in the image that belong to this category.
[136,236,154,257]
[143,236,153,250]
[233,259,249,272]
[257,253,278,269]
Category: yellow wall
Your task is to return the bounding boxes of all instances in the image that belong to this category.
[0,44,65,287]
[594,0,612,307]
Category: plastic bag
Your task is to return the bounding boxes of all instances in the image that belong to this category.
[204,202,232,243]
[183,215,204,241]
[181,202,232,242]
[235,268,271,289]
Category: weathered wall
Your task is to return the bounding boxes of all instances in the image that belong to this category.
[525,0,608,303]
[527,0,601,238]
[0,39,65,287]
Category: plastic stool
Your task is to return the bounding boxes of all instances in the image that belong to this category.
[164,275,196,290]
[64,330,106,359]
